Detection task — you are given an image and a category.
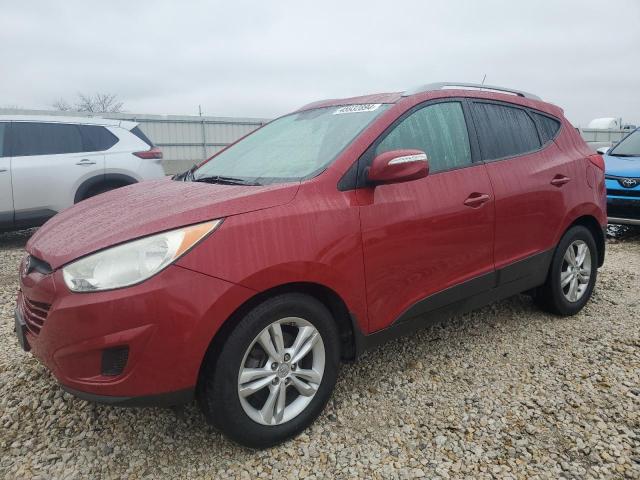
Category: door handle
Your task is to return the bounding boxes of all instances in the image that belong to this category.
[550,174,570,187]
[463,192,490,208]
[76,159,96,166]
[0,168,7,173]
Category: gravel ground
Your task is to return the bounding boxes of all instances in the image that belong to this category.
[1,227,639,479]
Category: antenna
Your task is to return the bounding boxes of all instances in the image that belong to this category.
[481,74,487,86]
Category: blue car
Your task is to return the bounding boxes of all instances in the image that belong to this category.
[601,128,640,225]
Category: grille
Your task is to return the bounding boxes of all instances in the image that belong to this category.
[19,294,51,336]
[607,188,640,198]
[608,202,640,220]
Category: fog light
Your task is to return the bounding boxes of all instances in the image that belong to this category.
[101,346,129,376]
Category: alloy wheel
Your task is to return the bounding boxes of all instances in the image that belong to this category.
[560,240,592,302]
[237,317,325,426]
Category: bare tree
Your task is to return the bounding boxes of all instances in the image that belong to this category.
[52,98,72,111]
[52,93,124,113]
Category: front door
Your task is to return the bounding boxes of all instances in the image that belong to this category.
[357,101,495,332]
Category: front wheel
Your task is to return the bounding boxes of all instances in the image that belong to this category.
[535,225,598,315]
[198,293,340,448]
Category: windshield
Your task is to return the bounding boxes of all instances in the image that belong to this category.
[191,104,390,184]
[609,129,640,157]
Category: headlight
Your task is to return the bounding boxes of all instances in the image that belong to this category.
[62,219,222,292]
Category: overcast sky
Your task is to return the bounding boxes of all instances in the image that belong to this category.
[1,0,638,126]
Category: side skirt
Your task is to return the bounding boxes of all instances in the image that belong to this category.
[353,249,554,356]
[13,208,57,230]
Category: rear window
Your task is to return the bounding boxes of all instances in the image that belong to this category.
[11,122,83,157]
[80,125,118,151]
[472,102,541,161]
[130,126,154,147]
[532,112,561,144]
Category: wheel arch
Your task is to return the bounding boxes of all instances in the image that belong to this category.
[197,281,358,395]
[74,173,138,203]
[567,215,605,267]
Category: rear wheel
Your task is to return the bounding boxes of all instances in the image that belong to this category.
[198,293,340,448]
[535,225,598,315]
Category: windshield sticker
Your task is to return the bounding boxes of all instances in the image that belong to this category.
[333,104,382,115]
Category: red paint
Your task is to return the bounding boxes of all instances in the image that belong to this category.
[356,163,495,331]
[367,149,429,184]
[18,87,606,399]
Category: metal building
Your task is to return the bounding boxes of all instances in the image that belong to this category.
[1,107,633,174]
[0,108,269,174]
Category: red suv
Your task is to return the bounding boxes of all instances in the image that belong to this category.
[15,83,606,447]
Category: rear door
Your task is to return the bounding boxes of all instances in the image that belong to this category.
[469,101,567,278]
[0,122,13,228]
[357,100,495,332]
[9,122,105,225]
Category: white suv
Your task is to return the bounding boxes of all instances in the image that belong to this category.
[0,115,165,231]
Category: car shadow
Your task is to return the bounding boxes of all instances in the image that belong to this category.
[0,228,36,249]
[607,224,640,241]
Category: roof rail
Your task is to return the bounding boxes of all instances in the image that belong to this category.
[403,82,541,101]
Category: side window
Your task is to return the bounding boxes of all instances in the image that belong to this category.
[11,122,83,157]
[80,125,118,152]
[532,112,561,144]
[375,102,472,173]
[472,103,541,161]
[0,123,6,157]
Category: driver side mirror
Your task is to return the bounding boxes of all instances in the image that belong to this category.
[367,149,429,185]
[596,146,611,155]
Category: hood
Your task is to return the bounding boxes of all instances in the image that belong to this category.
[28,179,299,269]
[604,154,640,177]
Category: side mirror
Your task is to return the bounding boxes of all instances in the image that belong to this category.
[596,146,611,155]
[367,149,429,185]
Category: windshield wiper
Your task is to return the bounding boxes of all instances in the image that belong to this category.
[172,163,198,181]
[609,153,639,157]
[193,175,262,186]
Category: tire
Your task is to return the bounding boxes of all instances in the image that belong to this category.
[535,225,598,316]
[198,293,340,448]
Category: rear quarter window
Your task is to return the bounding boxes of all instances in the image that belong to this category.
[472,102,541,161]
[130,126,154,147]
[80,125,118,152]
[532,112,561,144]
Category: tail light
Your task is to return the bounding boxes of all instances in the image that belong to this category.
[588,154,605,171]
[133,147,163,159]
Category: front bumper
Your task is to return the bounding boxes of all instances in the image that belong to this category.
[61,385,195,407]
[17,262,255,403]
[607,197,640,225]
